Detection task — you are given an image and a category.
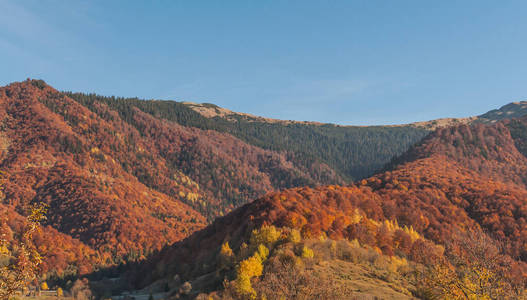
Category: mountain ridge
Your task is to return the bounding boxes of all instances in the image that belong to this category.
[180,97,527,132]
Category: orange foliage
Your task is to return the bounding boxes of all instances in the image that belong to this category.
[135,118,527,288]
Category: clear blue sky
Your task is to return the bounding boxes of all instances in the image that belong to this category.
[1,1,527,125]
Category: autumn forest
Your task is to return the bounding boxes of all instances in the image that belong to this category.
[3,79,527,299]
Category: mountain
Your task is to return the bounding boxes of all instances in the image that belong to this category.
[0,80,207,277]
[62,92,345,217]
[0,79,427,281]
[3,79,527,297]
[122,116,527,299]
[479,101,527,122]
[65,92,430,183]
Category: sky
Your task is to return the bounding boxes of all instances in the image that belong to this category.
[1,1,527,125]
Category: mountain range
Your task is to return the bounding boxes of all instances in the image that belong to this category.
[121,114,527,299]
[2,79,527,298]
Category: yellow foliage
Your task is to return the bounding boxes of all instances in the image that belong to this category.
[220,242,234,258]
[420,260,509,299]
[238,254,264,278]
[402,225,420,242]
[40,282,49,290]
[250,225,281,248]
[1,203,47,299]
[383,219,398,232]
[186,192,200,202]
[301,246,314,258]
[235,275,256,300]
[219,242,235,269]
[388,256,408,273]
[377,219,422,243]
[57,287,63,297]
[329,240,337,255]
[350,209,362,224]
[235,253,265,299]
[0,243,8,256]
[287,228,301,243]
[349,239,360,248]
[256,244,269,261]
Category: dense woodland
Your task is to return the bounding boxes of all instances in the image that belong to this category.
[0,80,207,280]
[125,116,527,298]
[3,80,416,282]
[65,92,429,181]
[3,79,527,298]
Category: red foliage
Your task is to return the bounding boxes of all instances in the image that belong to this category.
[134,118,527,287]
[0,79,341,276]
[0,80,206,275]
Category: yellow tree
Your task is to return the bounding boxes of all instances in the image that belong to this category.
[219,241,235,269]
[0,204,47,299]
[235,253,264,299]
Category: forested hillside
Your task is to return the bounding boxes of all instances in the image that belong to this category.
[59,89,344,217]
[0,79,347,281]
[0,80,208,280]
[3,79,527,298]
[65,92,429,181]
[124,116,527,299]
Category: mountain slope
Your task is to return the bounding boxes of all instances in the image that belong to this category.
[127,117,527,299]
[4,79,527,293]
[66,92,430,182]
[63,89,527,217]
[0,80,206,276]
[0,79,348,279]
[62,91,343,217]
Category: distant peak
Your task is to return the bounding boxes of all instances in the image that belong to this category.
[479,101,527,122]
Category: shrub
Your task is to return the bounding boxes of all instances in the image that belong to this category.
[301,246,314,258]
[237,255,264,279]
[287,229,301,243]
[256,244,269,261]
[219,241,235,268]
[220,242,233,257]
[235,275,255,299]
[238,243,250,260]
[250,225,281,248]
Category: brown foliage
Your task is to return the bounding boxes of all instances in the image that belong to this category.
[254,258,350,299]
[415,230,523,299]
